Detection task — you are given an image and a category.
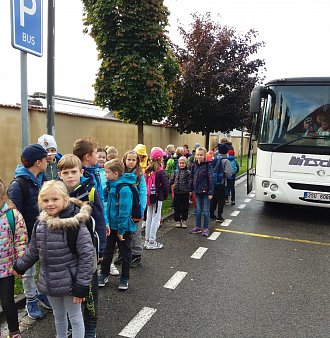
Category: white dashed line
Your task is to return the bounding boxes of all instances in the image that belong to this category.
[221,219,232,227]
[164,271,187,289]
[249,193,255,197]
[119,307,157,338]
[238,204,246,209]
[191,247,208,259]
[244,198,251,203]
[230,211,240,217]
[208,232,221,241]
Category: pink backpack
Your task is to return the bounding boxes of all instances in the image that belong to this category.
[145,171,157,205]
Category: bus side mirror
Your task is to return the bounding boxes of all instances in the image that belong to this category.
[250,86,265,114]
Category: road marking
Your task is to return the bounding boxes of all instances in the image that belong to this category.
[214,228,330,247]
[164,271,187,289]
[208,232,221,241]
[191,247,208,259]
[230,211,240,217]
[238,204,246,209]
[221,219,232,227]
[249,193,255,197]
[119,307,157,338]
[244,198,251,202]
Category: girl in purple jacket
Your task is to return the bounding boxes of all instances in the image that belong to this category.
[144,147,169,249]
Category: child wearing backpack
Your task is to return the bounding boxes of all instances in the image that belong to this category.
[98,159,138,290]
[122,150,147,267]
[189,147,214,237]
[170,156,190,228]
[14,180,94,338]
[226,150,239,205]
[0,178,27,338]
[58,154,107,338]
[144,147,169,249]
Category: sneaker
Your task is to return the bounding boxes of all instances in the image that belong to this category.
[130,256,142,268]
[175,221,181,228]
[216,217,225,223]
[210,214,217,220]
[26,300,42,320]
[36,292,52,310]
[98,273,108,287]
[118,278,129,290]
[145,241,164,250]
[143,240,149,248]
[202,228,209,237]
[10,334,22,338]
[181,220,187,228]
[190,226,202,234]
[231,201,235,205]
[110,263,120,276]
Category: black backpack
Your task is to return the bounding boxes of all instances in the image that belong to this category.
[115,183,142,223]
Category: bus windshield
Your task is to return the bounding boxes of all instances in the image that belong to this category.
[259,85,330,148]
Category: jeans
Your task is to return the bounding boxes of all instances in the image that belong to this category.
[145,201,163,243]
[210,185,226,219]
[48,295,84,338]
[131,220,143,257]
[0,275,19,333]
[195,193,210,229]
[101,230,132,280]
[173,192,189,221]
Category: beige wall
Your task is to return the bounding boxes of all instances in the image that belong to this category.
[0,105,205,186]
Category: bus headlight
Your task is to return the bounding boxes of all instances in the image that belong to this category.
[270,184,278,191]
[262,181,270,188]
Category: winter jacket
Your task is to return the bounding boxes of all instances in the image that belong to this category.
[227,155,240,179]
[44,159,58,181]
[170,168,190,194]
[7,166,44,239]
[106,173,138,235]
[69,178,106,258]
[190,161,214,195]
[135,173,147,216]
[0,203,27,278]
[14,201,94,298]
[145,169,170,202]
[82,165,103,204]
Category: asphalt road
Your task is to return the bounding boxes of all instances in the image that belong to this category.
[8,178,330,337]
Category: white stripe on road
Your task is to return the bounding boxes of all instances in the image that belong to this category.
[119,307,157,338]
[164,271,187,289]
[191,247,208,259]
[208,232,221,241]
[244,198,251,203]
[221,219,232,227]
[238,204,246,209]
[249,193,255,197]
[230,211,240,217]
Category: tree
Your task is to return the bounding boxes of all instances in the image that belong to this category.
[169,13,265,148]
[82,0,179,143]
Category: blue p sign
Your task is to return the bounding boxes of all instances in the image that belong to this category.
[11,0,43,57]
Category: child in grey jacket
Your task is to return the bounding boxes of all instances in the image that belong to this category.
[14,180,94,338]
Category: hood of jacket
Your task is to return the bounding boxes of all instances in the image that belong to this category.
[133,144,148,157]
[227,155,235,160]
[38,199,91,230]
[108,172,137,189]
[14,165,43,187]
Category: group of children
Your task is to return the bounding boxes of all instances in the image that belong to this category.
[0,136,239,337]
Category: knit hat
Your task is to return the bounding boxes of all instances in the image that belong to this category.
[193,143,201,150]
[217,143,229,155]
[133,144,148,157]
[38,134,57,155]
[228,149,235,156]
[21,144,48,167]
[178,156,187,163]
[150,147,166,161]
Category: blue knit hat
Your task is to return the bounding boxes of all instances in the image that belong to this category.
[217,143,229,155]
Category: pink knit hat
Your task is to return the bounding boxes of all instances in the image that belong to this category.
[150,147,166,160]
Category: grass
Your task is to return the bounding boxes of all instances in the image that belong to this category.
[236,154,256,176]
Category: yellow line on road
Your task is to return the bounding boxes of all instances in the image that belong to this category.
[214,228,330,247]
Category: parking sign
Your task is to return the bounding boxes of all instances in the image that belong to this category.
[11,0,43,57]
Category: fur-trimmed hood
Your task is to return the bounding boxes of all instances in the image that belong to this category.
[38,198,92,230]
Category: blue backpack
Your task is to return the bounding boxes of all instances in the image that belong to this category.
[230,159,238,176]
[213,158,225,186]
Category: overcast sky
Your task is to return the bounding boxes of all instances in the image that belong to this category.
[1,0,330,106]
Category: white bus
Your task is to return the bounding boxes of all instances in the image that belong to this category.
[247,77,330,208]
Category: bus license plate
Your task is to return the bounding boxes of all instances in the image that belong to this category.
[304,192,330,201]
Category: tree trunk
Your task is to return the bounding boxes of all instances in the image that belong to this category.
[137,121,144,144]
[205,132,210,150]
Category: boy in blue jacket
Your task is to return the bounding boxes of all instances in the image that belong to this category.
[98,159,137,291]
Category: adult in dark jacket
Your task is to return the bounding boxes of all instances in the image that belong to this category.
[7,144,50,320]
[144,147,170,249]
[14,181,94,338]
